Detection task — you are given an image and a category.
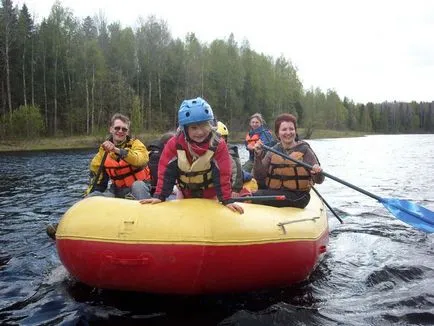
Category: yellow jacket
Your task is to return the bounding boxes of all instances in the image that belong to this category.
[88,137,149,193]
[90,137,149,174]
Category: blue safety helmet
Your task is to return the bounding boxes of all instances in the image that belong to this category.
[178,97,214,127]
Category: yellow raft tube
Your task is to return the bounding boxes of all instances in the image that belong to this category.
[56,191,329,294]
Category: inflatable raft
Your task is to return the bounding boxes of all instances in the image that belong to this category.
[56,192,329,294]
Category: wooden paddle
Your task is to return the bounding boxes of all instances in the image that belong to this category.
[262,144,434,233]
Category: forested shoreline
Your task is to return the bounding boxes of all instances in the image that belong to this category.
[1,0,433,141]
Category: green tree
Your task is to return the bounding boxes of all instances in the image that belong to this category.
[0,0,18,118]
[273,55,302,116]
[9,104,44,138]
[163,38,186,129]
[45,1,74,135]
[17,4,33,107]
[184,32,204,98]
[343,97,358,130]
[378,103,389,132]
[299,88,326,138]
[323,90,347,129]
[206,35,243,126]
[358,104,373,131]
[136,16,171,130]
[130,95,142,133]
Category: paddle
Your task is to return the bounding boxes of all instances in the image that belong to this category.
[312,186,343,224]
[83,150,109,197]
[262,144,434,233]
[233,195,286,202]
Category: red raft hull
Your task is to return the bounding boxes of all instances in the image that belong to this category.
[56,196,329,294]
[57,234,328,294]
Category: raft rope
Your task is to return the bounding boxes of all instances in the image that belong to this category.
[277,216,320,234]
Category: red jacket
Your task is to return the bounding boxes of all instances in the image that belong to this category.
[154,133,233,204]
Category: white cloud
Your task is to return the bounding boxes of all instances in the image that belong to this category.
[15,0,434,103]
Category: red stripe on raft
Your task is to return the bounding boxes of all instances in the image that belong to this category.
[57,233,328,294]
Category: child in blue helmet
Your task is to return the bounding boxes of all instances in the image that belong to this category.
[140,97,244,214]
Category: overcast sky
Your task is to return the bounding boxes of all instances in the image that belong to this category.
[15,0,434,104]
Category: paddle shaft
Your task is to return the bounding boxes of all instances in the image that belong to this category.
[312,186,343,223]
[233,195,286,202]
[262,145,382,202]
[84,151,108,196]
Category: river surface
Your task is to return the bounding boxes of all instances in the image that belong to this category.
[0,134,433,325]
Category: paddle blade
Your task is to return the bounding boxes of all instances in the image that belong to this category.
[381,198,434,233]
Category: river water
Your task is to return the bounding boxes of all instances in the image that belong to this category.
[0,135,433,325]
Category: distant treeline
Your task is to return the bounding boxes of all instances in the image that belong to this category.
[1,0,433,139]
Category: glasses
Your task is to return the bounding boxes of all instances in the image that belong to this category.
[114,126,128,132]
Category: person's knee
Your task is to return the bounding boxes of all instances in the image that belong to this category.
[293,201,308,209]
[131,180,145,189]
[290,193,310,208]
[131,181,151,199]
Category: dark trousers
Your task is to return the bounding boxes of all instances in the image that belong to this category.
[252,189,310,208]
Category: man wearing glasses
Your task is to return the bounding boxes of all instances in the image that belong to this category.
[86,113,151,200]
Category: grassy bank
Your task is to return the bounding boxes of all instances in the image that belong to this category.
[0,129,366,152]
[231,128,366,142]
[0,135,104,152]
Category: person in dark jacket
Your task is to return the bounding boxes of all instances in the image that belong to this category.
[147,132,176,196]
[243,113,276,173]
[216,121,244,193]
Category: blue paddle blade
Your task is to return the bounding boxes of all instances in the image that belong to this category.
[380,198,434,233]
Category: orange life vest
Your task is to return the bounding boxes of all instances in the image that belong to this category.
[265,150,311,191]
[245,133,260,150]
[104,155,151,188]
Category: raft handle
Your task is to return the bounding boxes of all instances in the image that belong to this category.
[277,216,320,234]
[105,255,151,266]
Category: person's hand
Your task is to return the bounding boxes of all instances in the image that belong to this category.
[253,140,263,155]
[139,198,162,205]
[225,203,244,214]
[102,140,116,153]
[310,164,322,175]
